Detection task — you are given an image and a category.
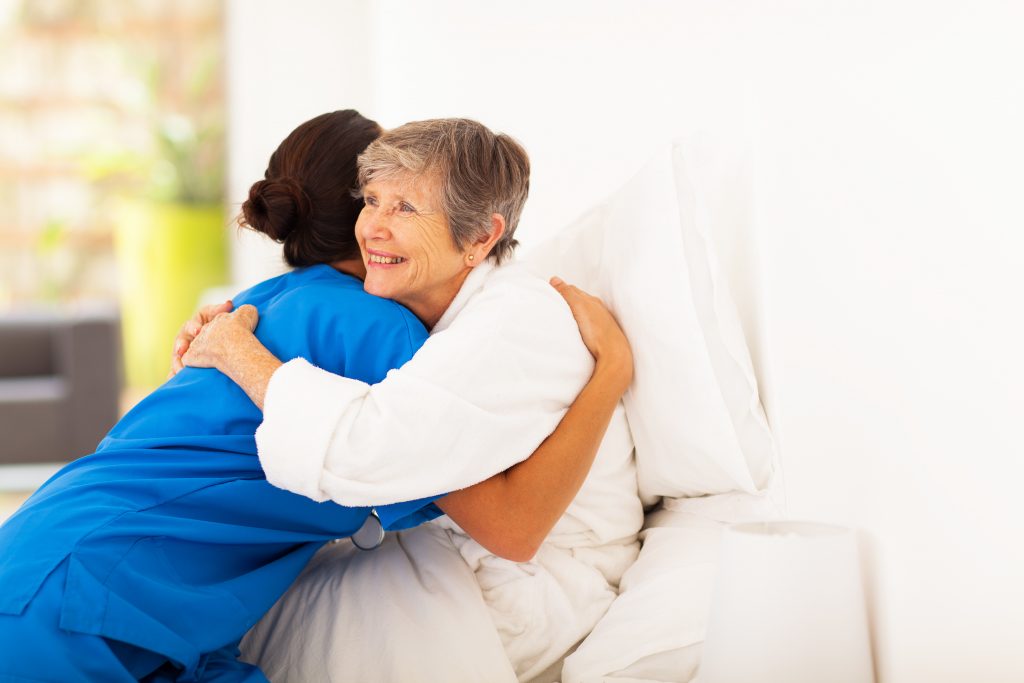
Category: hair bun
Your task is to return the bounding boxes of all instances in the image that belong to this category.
[241,177,312,241]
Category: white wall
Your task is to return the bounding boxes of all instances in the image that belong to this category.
[747,6,1024,679]
[227,2,1024,680]
[225,0,377,289]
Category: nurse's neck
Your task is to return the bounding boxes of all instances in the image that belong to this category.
[331,257,367,281]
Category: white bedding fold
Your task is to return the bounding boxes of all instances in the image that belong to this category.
[241,524,519,683]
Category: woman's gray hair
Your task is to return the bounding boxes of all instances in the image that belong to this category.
[356,118,529,263]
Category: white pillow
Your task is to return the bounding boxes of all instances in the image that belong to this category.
[525,140,775,501]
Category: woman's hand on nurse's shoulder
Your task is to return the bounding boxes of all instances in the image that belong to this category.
[169,300,234,377]
[549,277,633,392]
[180,304,259,371]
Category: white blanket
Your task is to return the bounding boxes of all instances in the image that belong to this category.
[241,403,643,682]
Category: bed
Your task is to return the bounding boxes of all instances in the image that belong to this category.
[240,136,781,683]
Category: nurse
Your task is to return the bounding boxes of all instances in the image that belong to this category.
[0,111,633,682]
[0,110,428,683]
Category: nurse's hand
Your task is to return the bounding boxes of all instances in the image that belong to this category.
[169,300,234,377]
[549,277,633,392]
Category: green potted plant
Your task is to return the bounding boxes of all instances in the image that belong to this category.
[111,107,228,389]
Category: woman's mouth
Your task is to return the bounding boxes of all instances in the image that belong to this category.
[368,253,407,265]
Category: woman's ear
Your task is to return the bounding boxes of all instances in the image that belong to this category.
[469,213,505,263]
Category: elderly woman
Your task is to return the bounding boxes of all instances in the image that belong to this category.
[0,112,630,683]
[179,118,643,681]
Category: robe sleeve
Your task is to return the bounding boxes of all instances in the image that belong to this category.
[255,275,594,507]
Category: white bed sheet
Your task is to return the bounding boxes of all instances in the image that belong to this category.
[559,492,781,683]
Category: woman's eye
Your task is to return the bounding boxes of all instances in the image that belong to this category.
[398,202,415,214]
[364,196,378,207]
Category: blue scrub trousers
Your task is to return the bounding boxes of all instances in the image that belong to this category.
[0,559,268,683]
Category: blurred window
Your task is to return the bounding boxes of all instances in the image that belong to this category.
[0,0,224,308]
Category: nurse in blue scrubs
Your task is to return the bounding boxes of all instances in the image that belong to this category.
[0,110,437,682]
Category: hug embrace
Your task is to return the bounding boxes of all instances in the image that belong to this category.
[0,112,638,682]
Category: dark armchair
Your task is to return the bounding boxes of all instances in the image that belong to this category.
[0,309,121,464]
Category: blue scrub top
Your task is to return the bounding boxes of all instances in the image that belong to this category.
[0,264,439,674]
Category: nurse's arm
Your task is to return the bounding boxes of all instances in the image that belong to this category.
[435,279,632,563]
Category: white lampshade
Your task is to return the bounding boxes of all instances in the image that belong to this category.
[697,521,874,683]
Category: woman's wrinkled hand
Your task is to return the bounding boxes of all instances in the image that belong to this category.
[549,277,633,389]
[169,300,234,377]
[181,304,260,372]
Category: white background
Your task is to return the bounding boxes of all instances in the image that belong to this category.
[225,1,1024,680]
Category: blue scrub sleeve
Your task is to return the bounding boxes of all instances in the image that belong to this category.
[375,495,447,531]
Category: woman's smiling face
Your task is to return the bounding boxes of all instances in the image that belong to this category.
[356,173,473,329]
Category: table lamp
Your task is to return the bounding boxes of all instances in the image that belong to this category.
[697,521,875,683]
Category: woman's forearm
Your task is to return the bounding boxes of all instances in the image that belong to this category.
[180,304,281,410]
[436,356,631,561]
[220,334,283,410]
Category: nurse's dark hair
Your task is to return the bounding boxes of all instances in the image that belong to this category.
[240,110,382,267]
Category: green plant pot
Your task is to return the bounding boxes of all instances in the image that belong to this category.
[114,200,228,389]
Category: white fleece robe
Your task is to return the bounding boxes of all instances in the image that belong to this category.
[255,260,594,506]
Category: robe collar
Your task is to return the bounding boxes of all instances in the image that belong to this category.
[431,260,497,334]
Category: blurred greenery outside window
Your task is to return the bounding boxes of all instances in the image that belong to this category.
[0,0,228,388]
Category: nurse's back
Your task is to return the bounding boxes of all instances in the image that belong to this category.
[0,265,426,605]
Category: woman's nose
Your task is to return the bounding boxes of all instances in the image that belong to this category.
[361,211,393,240]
